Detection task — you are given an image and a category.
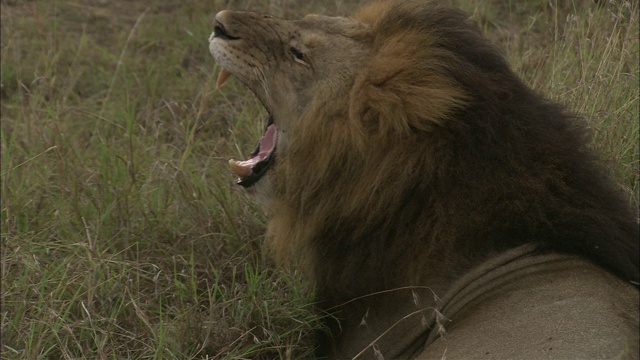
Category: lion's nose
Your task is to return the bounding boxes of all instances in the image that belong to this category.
[214,10,231,26]
[213,11,239,40]
[213,10,231,29]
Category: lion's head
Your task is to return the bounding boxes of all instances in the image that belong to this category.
[208,8,375,206]
[209,0,639,357]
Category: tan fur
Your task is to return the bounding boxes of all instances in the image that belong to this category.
[209,1,639,358]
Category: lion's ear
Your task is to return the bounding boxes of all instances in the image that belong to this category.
[348,34,468,135]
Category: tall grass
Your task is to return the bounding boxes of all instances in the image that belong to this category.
[1,1,637,359]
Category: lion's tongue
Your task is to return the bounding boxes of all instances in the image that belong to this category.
[229,124,277,178]
[229,159,253,177]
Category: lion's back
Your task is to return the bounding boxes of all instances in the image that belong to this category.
[419,256,639,359]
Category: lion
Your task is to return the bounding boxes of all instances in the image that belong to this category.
[208,1,639,358]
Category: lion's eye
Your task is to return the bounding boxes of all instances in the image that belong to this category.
[290,46,304,59]
[290,46,309,66]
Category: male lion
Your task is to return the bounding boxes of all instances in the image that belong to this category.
[208,1,639,358]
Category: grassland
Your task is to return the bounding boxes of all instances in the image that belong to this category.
[1,0,637,359]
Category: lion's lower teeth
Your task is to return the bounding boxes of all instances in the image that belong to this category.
[216,69,232,88]
[229,159,252,177]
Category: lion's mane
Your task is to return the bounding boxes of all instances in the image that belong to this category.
[267,0,639,312]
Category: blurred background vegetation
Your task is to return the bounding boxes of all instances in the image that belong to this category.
[1,0,637,358]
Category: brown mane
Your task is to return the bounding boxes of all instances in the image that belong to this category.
[266,0,639,313]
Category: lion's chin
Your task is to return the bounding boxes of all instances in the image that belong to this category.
[228,117,277,188]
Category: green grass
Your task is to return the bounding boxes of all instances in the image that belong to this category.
[1,0,637,359]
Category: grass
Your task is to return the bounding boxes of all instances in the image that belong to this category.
[1,0,637,359]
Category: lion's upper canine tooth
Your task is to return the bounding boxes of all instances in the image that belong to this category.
[229,159,252,177]
[216,69,232,88]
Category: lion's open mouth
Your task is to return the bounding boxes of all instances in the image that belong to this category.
[217,66,276,188]
[212,17,276,188]
[228,116,276,187]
